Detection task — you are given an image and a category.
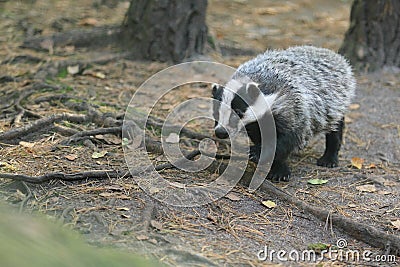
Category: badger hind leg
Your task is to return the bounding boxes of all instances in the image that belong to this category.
[317,117,344,168]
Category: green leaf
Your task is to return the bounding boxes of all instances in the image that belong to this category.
[307,242,329,252]
[92,150,108,159]
[307,178,328,185]
[122,138,130,146]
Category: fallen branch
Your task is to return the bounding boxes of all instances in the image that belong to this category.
[61,126,122,145]
[0,149,200,184]
[0,113,88,142]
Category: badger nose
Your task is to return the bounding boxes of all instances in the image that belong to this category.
[215,127,229,139]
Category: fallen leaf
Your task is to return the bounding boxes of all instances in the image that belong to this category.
[92,150,107,159]
[64,45,75,53]
[95,134,105,140]
[383,181,397,187]
[67,65,80,75]
[94,72,106,79]
[136,234,149,241]
[0,162,17,171]
[355,184,376,193]
[12,189,26,201]
[19,141,35,148]
[344,116,353,124]
[351,157,364,169]
[150,220,163,230]
[99,192,113,197]
[348,204,357,208]
[116,207,130,211]
[169,181,185,189]
[307,178,328,185]
[40,39,54,54]
[165,133,179,143]
[148,239,158,245]
[102,135,121,145]
[149,187,160,194]
[78,17,98,26]
[121,214,131,219]
[262,200,276,209]
[64,154,78,161]
[225,192,241,201]
[349,103,360,110]
[391,219,400,229]
[365,163,377,169]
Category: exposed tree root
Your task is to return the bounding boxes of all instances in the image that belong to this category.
[0,113,88,142]
[140,198,156,232]
[61,126,123,145]
[239,171,400,256]
[0,148,200,184]
[21,26,121,52]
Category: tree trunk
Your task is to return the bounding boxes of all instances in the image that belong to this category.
[120,0,208,63]
[339,0,400,71]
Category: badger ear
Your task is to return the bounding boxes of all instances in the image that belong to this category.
[212,83,219,97]
[246,82,260,99]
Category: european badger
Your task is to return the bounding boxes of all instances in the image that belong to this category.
[212,46,356,182]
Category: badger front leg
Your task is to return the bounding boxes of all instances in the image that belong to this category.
[249,132,296,182]
[267,132,298,182]
[317,117,344,168]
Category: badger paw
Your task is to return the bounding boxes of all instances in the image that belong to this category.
[267,162,291,182]
[317,154,339,168]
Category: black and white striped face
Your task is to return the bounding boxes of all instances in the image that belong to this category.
[212,80,276,139]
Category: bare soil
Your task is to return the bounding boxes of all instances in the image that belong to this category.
[0,0,399,266]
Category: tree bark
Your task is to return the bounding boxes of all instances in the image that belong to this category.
[120,0,208,63]
[339,0,400,71]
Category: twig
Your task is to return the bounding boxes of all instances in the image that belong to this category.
[141,199,155,232]
[0,113,88,142]
[19,182,32,213]
[61,126,122,145]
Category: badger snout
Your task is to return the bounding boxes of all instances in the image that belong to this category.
[215,126,229,139]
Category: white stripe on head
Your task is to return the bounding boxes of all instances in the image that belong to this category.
[217,80,242,129]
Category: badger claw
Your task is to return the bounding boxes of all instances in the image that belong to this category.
[317,154,339,168]
[267,161,291,182]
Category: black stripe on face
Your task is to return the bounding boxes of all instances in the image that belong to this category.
[212,84,224,127]
[231,85,257,119]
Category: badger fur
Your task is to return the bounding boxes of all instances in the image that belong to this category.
[212,46,356,182]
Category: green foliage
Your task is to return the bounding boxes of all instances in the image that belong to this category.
[57,68,68,78]
[0,204,162,267]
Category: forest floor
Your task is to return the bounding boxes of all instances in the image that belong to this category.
[0,0,399,266]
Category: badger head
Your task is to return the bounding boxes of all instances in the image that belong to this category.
[212,80,276,139]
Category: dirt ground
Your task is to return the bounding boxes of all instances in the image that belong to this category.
[0,0,399,266]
